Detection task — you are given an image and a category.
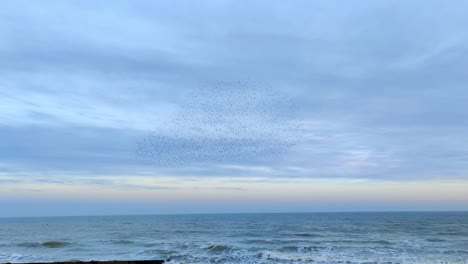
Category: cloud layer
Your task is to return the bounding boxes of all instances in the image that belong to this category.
[1,0,468,184]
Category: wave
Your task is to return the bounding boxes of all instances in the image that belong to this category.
[280,245,324,252]
[242,239,277,245]
[320,239,394,245]
[41,241,71,248]
[137,248,178,259]
[437,230,468,236]
[17,241,71,248]
[368,240,394,245]
[292,233,322,237]
[0,253,32,262]
[443,250,468,255]
[205,244,234,253]
[426,238,446,242]
[257,250,313,262]
[111,239,134,244]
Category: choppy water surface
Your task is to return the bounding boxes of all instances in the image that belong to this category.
[1,212,467,264]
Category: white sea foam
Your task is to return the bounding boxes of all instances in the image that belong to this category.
[1,213,467,264]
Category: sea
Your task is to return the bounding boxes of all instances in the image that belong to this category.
[0,212,467,264]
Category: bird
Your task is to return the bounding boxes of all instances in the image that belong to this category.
[136,81,301,168]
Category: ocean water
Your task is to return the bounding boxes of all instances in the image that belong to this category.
[1,212,467,264]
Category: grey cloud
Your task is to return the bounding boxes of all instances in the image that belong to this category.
[1,0,468,180]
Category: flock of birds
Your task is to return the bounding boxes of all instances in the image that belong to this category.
[136,81,301,167]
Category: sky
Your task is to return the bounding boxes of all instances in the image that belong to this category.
[1,0,468,217]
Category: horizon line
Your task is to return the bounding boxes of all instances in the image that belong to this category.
[1,210,467,219]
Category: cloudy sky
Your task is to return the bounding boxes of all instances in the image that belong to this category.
[1,0,468,217]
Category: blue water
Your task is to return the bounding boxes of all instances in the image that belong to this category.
[1,212,467,264]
